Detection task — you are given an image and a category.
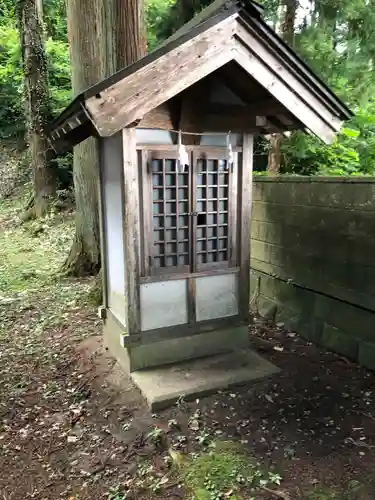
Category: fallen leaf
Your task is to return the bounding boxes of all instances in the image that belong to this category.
[169,448,184,467]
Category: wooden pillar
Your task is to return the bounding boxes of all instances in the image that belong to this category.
[238,133,254,322]
[122,128,141,334]
[98,138,109,310]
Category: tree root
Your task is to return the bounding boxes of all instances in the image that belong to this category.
[24,193,35,211]
[62,235,100,278]
[260,486,292,500]
[20,194,54,222]
[19,205,37,223]
[87,270,103,306]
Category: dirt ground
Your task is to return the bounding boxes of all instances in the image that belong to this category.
[2,306,375,499]
[1,196,375,499]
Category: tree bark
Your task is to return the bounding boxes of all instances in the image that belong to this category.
[63,0,104,275]
[18,0,56,218]
[114,0,146,69]
[36,0,43,25]
[280,0,297,46]
[267,0,297,175]
[267,134,284,175]
[64,0,145,276]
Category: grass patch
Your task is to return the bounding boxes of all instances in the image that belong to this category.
[0,191,98,408]
[304,487,339,500]
[0,202,75,295]
[181,441,282,500]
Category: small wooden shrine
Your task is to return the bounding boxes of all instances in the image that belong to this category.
[48,0,352,407]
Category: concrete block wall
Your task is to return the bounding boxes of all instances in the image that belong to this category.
[251,176,375,369]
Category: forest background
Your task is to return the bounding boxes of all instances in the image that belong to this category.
[1,0,375,276]
[2,0,375,178]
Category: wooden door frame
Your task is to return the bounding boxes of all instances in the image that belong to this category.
[238,134,253,323]
[140,145,242,282]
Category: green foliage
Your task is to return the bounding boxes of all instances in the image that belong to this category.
[0,0,69,141]
[0,0,15,20]
[147,426,165,444]
[43,0,68,41]
[0,24,24,139]
[281,104,375,176]
[279,0,375,175]
[106,486,126,500]
[182,441,282,500]
[52,152,73,189]
[0,22,70,140]
[146,0,176,50]
[146,0,213,47]
[45,37,72,114]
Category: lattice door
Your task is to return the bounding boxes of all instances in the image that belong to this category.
[195,155,231,271]
[147,150,235,276]
[150,154,190,275]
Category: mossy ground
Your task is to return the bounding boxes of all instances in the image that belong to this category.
[181,441,282,499]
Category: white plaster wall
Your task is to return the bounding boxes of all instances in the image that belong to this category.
[136,128,175,144]
[200,133,242,147]
[137,127,241,147]
[102,134,126,325]
[195,273,238,321]
[140,280,188,331]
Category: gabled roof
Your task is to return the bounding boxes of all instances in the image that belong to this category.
[48,0,353,152]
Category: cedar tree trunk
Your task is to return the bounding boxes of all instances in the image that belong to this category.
[114,0,147,69]
[64,0,145,276]
[63,0,104,275]
[267,0,297,175]
[18,0,56,218]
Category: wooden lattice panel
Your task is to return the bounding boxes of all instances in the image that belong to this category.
[151,158,190,270]
[196,158,229,266]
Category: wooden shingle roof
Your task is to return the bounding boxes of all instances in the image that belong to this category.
[48,0,352,152]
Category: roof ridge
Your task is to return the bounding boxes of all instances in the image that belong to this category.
[158,0,263,50]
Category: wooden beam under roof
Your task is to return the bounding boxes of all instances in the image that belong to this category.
[138,102,174,130]
[138,99,297,134]
[206,100,285,117]
[217,61,271,105]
